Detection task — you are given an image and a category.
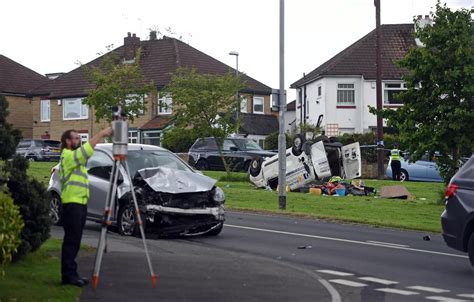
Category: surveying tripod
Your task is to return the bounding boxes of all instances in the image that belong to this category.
[91,106,157,289]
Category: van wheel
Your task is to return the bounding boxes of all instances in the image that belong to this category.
[468,232,474,266]
[292,134,306,156]
[249,157,263,177]
[195,159,209,171]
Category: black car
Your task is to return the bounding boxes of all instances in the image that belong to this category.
[188,137,276,172]
[441,155,474,266]
[16,139,61,161]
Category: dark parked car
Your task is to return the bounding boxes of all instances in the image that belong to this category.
[188,137,276,172]
[441,155,474,266]
[16,139,61,161]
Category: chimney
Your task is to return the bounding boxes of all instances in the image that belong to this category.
[149,30,157,41]
[414,14,433,47]
[124,32,140,61]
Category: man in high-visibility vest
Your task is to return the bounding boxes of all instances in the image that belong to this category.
[59,128,112,287]
[390,144,402,181]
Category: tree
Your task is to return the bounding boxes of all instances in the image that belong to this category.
[83,48,155,122]
[264,131,292,151]
[162,68,243,175]
[371,3,473,182]
[0,95,22,160]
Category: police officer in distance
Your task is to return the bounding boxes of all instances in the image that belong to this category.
[390,144,403,181]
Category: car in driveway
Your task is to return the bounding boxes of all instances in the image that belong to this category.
[386,154,443,182]
[441,155,474,266]
[16,139,61,161]
[48,144,225,237]
[249,134,361,191]
[188,137,276,172]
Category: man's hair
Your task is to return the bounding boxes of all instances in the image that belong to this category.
[60,129,77,150]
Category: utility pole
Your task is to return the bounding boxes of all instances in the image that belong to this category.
[375,0,384,179]
[278,0,286,209]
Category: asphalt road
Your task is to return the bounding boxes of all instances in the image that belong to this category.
[51,211,474,302]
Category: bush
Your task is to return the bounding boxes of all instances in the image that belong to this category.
[0,192,23,274]
[3,156,50,261]
[162,127,201,153]
[0,95,22,161]
[264,132,292,150]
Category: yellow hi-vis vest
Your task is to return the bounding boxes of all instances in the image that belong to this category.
[390,149,401,161]
[59,142,94,205]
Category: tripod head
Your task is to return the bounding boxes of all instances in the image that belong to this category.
[111,106,128,159]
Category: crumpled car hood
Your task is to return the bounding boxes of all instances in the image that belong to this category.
[136,167,216,194]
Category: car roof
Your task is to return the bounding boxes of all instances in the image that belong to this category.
[95,143,169,153]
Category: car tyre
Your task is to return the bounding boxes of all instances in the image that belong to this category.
[195,159,209,171]
[205,222,224,236]
[27,156,36,162]
[50,193,62,226]
[249,157,263,177]
[468,232,474,266]
[292,134,306,156]
[400,169,409,182]
[118,204,145,236]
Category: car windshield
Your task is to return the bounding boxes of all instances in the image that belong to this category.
[232,139,263,151]
[127,150,192,176]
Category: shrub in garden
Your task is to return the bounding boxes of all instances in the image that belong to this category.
[0,192,23,274]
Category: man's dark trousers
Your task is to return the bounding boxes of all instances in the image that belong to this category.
[61,203,87,282]
[391,160,401,181]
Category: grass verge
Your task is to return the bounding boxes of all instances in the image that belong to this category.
[0,239,86,302]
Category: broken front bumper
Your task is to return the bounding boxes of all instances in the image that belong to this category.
[145,204,225,221]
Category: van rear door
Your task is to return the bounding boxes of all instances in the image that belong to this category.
[341,142,362,179]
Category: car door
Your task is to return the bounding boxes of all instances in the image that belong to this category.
[341,142,362,179]
[205,138,224,170]
[408,154,430,181]
[426,156,443,181]
[86,151,114,219]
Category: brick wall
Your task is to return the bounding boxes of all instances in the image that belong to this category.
[32,92,157,140]
[5,95,33,138]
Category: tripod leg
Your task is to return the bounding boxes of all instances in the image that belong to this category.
[92,160,121,288]
[123,161,158,287]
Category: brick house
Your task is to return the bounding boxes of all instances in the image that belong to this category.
[0,55,50,138]
[33,32,278,146]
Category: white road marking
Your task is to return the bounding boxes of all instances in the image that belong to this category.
[457,294,474,299]
[226,224,468,259]
[407,286,450,293]
[426,296,469,302]
[358,277,398,285]
[366,240,409,248]
[329,279,368,287]
[317,270,354,277]
[375,288,419,296]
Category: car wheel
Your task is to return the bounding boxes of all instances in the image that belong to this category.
[195,159,209,171]
[468,232,474,266]
[27,156,36,162]
[50,193,62,226]
[400,169,409,182]
[118,204,145,236]
[205,223,224,236]
[292,134,306,156]
[249,157,263,177]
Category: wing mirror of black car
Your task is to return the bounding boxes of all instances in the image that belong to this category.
[230,146,239,152]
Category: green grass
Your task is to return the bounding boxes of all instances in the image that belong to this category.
[203,171,446,233]
[0,239,84,302]
[26,163,447,233]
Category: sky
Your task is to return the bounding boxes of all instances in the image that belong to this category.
[2,0,472,101]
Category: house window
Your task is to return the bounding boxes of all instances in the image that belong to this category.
[317,85,322,97]
[142,131,161,146]
[253,96,264,114]
[63,98,88,120]
[40,100,50,122]
[258,139,265,149]
[240,97,248,113]
[158,95,172,115]
[79,133,89,145]
[337,84,355,105]
[128,131,139,144]
[384,83,406,105]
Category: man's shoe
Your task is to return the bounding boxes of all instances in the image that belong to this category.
[79,277,89,285]
[62,279,86,287]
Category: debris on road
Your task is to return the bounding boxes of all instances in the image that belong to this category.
[423,235,431,241]
[297,245,313,249]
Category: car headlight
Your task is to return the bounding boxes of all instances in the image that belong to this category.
[212,187,225,204]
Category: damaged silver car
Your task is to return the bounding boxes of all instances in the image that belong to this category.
[48,144,225,237]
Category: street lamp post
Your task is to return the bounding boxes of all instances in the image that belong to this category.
[229,51,240,119]
[278,0,286,210]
